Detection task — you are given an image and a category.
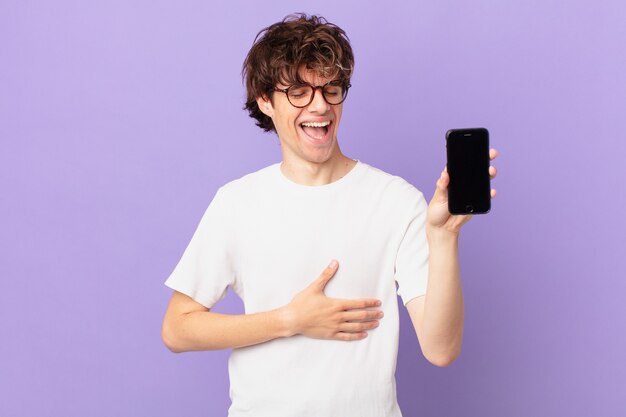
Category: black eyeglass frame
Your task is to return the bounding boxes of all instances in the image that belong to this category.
[272,80,352,108]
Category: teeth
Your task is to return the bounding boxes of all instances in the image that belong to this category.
[301,121,330,127]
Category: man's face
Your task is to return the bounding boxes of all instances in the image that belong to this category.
[257,68,344,166]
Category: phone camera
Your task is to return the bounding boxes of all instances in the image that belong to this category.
[465,205,475,213]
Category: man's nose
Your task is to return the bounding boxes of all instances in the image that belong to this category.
[307,87,330,112]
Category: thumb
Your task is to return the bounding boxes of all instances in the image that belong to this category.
[315,259,339,291]
[431,167,449,205]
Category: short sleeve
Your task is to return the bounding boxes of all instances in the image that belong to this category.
[395,190,430,306]
[164,187,236,309]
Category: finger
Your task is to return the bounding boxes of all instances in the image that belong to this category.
[490,148,498,160]
[316,259,339,290]
[460,214,473,225]
[338,298,382,310]
[491,188,497,198]
[431,168,449,203]
[342,309,383,323]
[335,332,368,341]
[489,165,497,179]
[339,320,379,333]
[438,170,449,189]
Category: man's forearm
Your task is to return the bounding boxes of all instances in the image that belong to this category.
[163,308,293,352]
[423,226,465,363]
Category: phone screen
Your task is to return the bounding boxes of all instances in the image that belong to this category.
[446,128,491,214]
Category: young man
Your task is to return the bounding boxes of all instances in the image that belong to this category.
[162,13,498,417]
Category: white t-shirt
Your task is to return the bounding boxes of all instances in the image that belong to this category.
[165,160,429,417]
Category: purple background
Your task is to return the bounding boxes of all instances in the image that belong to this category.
[2,1,625,416]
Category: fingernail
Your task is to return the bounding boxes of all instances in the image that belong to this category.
[329,260,338,268]
[376,300,382,306]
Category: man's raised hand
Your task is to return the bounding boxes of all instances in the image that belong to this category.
[427,148,499,234]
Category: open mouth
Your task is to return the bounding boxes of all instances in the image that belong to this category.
[300,120,332,141]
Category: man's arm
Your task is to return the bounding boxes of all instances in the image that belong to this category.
[161,260,384,352]
[407,149,498,367]
[161,290,292,352]
[406,229,464,367]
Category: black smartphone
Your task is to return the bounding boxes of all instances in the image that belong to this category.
[446,128,491,214]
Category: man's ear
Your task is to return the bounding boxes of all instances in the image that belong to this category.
[256,95,274,118]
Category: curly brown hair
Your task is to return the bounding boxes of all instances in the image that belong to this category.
[242,13,355,132]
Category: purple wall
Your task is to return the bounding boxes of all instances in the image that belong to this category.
[2,1,625,416]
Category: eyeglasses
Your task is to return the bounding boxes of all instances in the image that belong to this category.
[273,81,351,108]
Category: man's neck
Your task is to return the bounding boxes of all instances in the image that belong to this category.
[280,154,357,186]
